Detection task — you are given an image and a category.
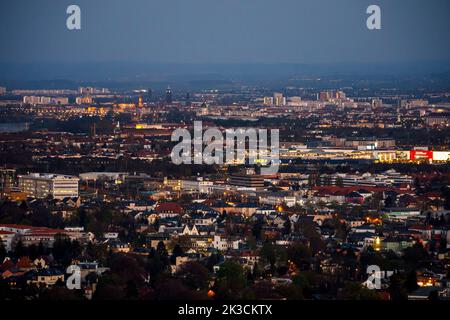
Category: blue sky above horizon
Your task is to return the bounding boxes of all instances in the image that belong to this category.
[1,0,450,65]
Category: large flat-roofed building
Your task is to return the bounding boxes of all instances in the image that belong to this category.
[426,112,450,127]
[182,178,214,194]
[0,168,16,190]
[273,93,285,106]
[343,137,396,149]
[18,173,79,199]
[229,174,264,190]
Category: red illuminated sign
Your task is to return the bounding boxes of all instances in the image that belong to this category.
[410,150,433,160]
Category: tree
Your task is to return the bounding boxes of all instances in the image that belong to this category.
[405,270,419,292]
[52,235,72,265]
[37,241,46,256]
[260,241,277,270]
[403,242,428,268]
[246,235,257,251]
[384,195,396,208]
[70,240,82,260]
[252,262,261,279]
[176,261,209,290]
[276,284,304,300]
[0,241,6,261]
[156,279,205,300]
[14,239,26,258]
[287,242,311,270]
[388,273,408,300]
[170,244,184,265]
[110,254,145,284]
[86,242,108,264]
[93,274,126,300]
[248,280,280,299]
[205,253,220,272]
[0,278,11,300]
[298,221,325,254]
[40,285,80,300]
[283,218,291,235]
[251,219,264,240]
[439,237,448,253]
[28,244,38,260]
[443,185,450,210]
[156,241,170,271]
[30,206,52,227]
[340,282,383,300]
[125,280,139,299]
[215,261,247,299]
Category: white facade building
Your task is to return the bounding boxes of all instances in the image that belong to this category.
[213,235,243,251]
[19,173,79,199]
[182,178,213,194]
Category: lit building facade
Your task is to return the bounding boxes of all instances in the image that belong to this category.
[18,173,79,199]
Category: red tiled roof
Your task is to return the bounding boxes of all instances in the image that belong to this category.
[0,224,68,235]
[424,191,442,198]
[0,224,32,230]
[155,202,184,214]
[409,225,432,231]
[0,259,15,272]
[16,257,32,269]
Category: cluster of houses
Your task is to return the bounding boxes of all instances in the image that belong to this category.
[1,168,450,299]
[0,254,108,299]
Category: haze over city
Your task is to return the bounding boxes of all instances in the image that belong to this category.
[1,0,450,81]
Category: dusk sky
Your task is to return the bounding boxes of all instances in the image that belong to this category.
[1,0,450,65]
